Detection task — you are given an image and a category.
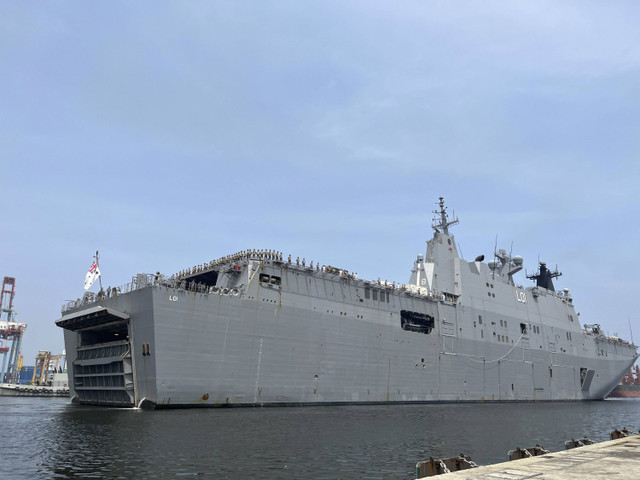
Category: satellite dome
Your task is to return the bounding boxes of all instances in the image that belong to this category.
[488,260,498,270]
[513,255,523,266]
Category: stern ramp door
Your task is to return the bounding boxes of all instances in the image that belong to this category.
[57,306,135,406]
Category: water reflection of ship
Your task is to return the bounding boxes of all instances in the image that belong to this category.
[608,365,640,398]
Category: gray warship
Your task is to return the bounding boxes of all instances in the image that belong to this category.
[57,198,638,408]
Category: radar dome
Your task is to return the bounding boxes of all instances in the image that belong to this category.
[488,260,498,270]
[513,255,523,266]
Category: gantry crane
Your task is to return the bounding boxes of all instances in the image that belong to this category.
[0,277,27,383]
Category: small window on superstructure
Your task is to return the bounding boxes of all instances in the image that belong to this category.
[365,287,370,299]
[372,290,378,301]
[478,315,482,324]
[500,319,503,327]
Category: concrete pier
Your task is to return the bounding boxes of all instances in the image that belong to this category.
[419,434,640,479]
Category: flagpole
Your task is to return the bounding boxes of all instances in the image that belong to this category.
[96,250,103,291]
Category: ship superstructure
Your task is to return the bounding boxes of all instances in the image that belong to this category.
[56,199,638,408]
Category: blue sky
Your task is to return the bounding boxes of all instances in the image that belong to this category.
[2,1,640,363]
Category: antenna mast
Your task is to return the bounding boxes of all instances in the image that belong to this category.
[432,197,459,235]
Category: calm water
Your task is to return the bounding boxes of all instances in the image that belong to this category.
[2,397,639,479]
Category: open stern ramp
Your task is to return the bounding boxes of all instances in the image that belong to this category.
[56,306,135,407]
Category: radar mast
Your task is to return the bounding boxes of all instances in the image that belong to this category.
[432,197,459,235]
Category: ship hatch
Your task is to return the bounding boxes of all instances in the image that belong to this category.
[400,310,435,334]
[580,367,595,391]
[56,305,130,331]
[57,306,135,407]
[183,270,219,287]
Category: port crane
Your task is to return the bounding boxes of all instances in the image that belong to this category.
[0,277,27,384]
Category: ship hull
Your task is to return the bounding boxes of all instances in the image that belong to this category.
[59,277,637,408]
[608,384,640,398]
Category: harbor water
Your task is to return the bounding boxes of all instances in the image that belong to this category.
[3,397,640,479]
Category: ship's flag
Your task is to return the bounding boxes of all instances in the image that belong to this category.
[84,261,101,290]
